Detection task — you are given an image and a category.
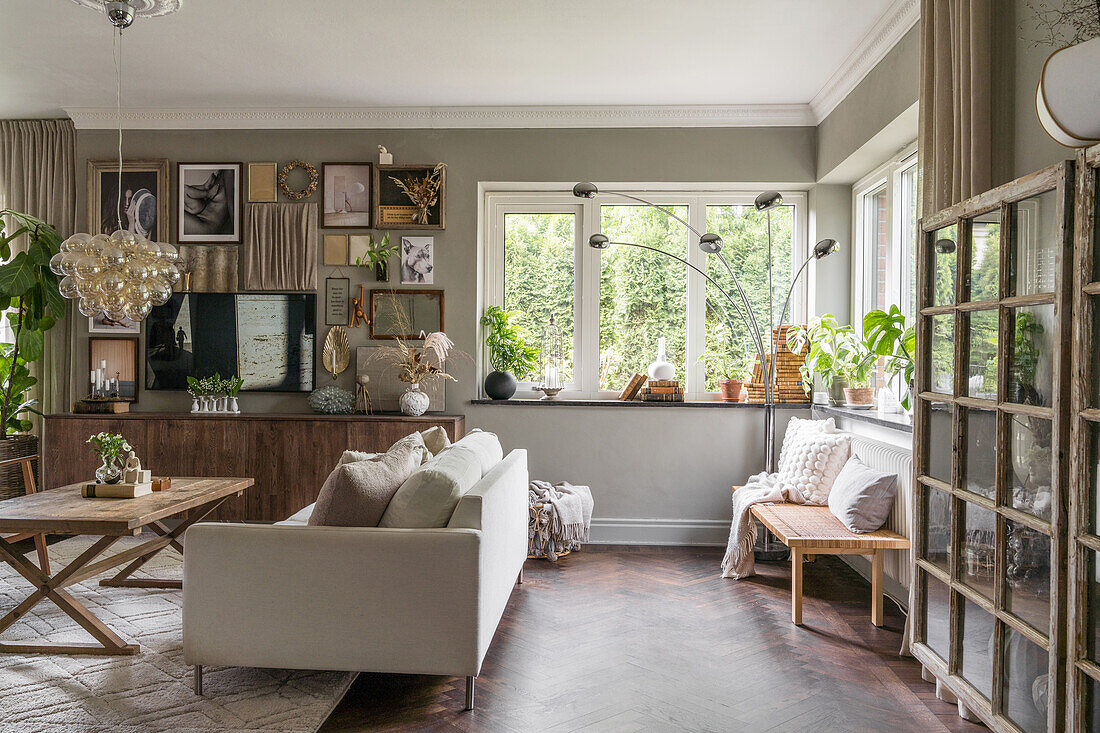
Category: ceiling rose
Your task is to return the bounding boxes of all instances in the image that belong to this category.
[69,0,181,19]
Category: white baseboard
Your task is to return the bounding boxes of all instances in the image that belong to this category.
[587,517,729,546]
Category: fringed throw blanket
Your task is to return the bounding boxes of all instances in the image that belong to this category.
[721,472,814,579]
[529,480,593,561]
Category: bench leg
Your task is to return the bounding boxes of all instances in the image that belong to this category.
[871,550,884,627]
[791,548,803,625]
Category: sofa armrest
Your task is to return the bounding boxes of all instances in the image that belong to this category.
[183,523,482,676]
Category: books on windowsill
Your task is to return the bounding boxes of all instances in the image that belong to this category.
[81,482,153,499]
[619,373,648,401]
[640,379,684,402]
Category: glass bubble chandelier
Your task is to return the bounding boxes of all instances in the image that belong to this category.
[53,1,181,322]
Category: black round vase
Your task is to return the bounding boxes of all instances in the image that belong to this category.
[484,371,517,400]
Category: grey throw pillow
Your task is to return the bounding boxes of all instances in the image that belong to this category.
[827,456,898,533]
[309,434,428,527]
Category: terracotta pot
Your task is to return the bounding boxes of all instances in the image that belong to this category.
[718,378,744,402]
[843,387,875,406]
[0,434,37,502]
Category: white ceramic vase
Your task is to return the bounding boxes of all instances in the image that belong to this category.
[400,383,430,416]
[191,398,200,413]
[229,396,240,414]
[647,336,675,381]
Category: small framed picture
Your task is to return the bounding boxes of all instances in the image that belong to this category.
[322,163,373,228]
[324,234,348,266]
[374,164,446,229]
[247,162,278,203]
[177,162,243,244]
[88,314,140,335]
[400,236,434,284]
[348,234,371,266]
[370,289,443,340]
[87,159,168,240]
[89,337,139,402]
[325,277,350,325]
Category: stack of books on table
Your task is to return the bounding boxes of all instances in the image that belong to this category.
[639,379,684,402]
[81,481,153,499]
[745,325,811,403]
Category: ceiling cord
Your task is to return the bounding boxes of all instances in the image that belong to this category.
[112,24,124,233]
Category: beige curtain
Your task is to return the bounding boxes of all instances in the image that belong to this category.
[241,203,317,291]
[918,0,993,214]
[0,120,77,423]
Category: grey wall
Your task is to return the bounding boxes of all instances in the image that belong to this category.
[808,184,853,325]
[75,125,815,541]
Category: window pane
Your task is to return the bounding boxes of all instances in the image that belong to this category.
[1009,304,1055,407]
[922,485,951,573]
[932,224,958,306]
[864,185,889,312]
[969,210,1001,302]
[1008,415,1052,522]
[960,598,995,700]
[964,407,996,500]
[966,309,998,399]
[599,205,688,391]
[930,314,955,393]
[1004,520,1050,635]
[1090,423,1100,535]
[926,402,953,484]
[1011,189,1058,296]
[921,571,951,662]
[1087,549,1100,665]
[704,204,794,390]
[960,500,996,597]
[902,164,918,318]
[503,213,576,382]
[1002,627,1049,732]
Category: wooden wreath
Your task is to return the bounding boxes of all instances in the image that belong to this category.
[278,160,318,200]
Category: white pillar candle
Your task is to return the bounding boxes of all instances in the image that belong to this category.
[90,370,95,385]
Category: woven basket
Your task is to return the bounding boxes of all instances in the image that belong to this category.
[0,434,38,501]
[527,501,576,560]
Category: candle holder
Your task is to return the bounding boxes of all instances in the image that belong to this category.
[537,315,566,399]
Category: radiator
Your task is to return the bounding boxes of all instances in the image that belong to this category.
[849,434,914,591]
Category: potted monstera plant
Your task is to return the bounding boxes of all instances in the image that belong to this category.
[480,305,539,400]
[0,210,63,500]
[863,305,916,410]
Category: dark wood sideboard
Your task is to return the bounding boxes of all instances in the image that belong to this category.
[42,413,466,522]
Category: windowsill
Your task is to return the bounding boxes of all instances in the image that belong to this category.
[470,399,812,409]
[811,404,913,433]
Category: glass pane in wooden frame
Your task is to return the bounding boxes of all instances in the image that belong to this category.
[1010,189,1059,297]
[1001,626,1049,732]
[932,224,958,306]
[1007,415,1053,522]
[960,596,996,700]
[1091,295,1100,407]
[921,570,951,662]
[1087,548,1100,666]
[963,407,997,501]
[1008,304,1056,407]
[931,314,955,394]
[922,484,951,572]
[966,310,998,399]
[969,210,1001,302]
[1088,674,1100,732]
[926,401,953,484]
[1089,423,1100,536]
[960,500,997,598]
[1004,519,1051,635]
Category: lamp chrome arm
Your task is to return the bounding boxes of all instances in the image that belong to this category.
[584,189,707,241]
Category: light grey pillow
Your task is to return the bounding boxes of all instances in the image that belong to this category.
[379,445,483,528]
[828,455,898,533]
[445,429,503,476]
[310,435,427,527]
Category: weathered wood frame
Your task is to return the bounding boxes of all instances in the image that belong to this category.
[1068,143,1100,732]
[911,161,1075,733]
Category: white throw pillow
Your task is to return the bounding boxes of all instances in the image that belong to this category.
[774,417,851,504]
[379,444,484,528]
[445,429,503,476]
[828,456,898,533]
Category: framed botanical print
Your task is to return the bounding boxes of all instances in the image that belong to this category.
[177,162,243,244]
[321,162,372,228]
[87,158,169,241]
[373,163,446,230]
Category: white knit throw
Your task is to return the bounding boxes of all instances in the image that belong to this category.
[721,471,814,579]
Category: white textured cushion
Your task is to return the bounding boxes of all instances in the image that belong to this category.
[447,429,503,476]
[379,445,484,528]
[828,456,898,533]
[774,417,851,504]
[338,450,379,466]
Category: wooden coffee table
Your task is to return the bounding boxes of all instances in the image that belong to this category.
[0,476,253,656]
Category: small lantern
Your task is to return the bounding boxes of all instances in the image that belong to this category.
[537,315,565,399]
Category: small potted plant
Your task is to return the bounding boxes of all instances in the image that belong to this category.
[354,231,397,282]
[480,306,539,400]
[86,431,131,484]
[186,376,203,413]
[701,348,751,402]
[839,339,876,406]
[788,315,857,406]
[226,375,244,413]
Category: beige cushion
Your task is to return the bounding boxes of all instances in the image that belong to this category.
[379,445,484,528]
[309,434,428,527]
[420,426,451,456]
[447,429,503,476]
[338,450,379,466]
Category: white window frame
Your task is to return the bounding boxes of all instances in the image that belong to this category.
[480,184,809,400]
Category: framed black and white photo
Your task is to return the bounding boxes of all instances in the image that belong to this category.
[87,159,168,240]
[321,162,372,228]
[177,162,242,244]
[400,236,434,284]
[88,314,140,335]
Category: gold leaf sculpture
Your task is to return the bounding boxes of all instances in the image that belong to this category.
[322,325,350,380]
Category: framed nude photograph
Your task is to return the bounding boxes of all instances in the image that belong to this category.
[177,162,243,244]
[87,158,169,241]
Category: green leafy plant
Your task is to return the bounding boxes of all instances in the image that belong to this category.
[840,339,876,388]
[699,348,752,382]
[863,305,917,408]
[1012,311,1044,405]
[0,210,64,436]
[480,305,539,379]
[787,314,861,390]
[225,375,244,397]
[354,232,397,267]
[86,431,131,463]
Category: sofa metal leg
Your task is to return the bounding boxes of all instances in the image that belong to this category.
[464,676,475,710]
[518,567,523,585]
[194,665,203,695]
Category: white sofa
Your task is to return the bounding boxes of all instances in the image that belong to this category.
[182,448,529,710]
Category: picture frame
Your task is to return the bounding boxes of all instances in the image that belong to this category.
[321,162,373,228]
[86,158,169,241]
[177,162,243,244]
[323,234,348,266]
[369,289,444,340]
[325,277,351,326]
[89,337,139,402]
[373,164,446,230]
[247,162,278,203]
[348,234,371,266]
[400,236,434,284]
[88,314,140,335]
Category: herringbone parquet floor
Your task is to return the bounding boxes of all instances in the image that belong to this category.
[321,547,985,733]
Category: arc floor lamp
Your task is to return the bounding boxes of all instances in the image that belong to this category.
[573,182,839,473]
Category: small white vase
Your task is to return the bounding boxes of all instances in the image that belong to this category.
[229,396,240,414]
[191,398,200,413]
[217,395,228,412]
[647,336,675,381]
[200,396,212,412]
[399,383,430,416]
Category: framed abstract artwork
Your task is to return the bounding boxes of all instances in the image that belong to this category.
[321,162,372,228]
[86,158,169,241]
[177,162,243,244]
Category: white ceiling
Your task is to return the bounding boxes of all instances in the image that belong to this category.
[0,0,915,127]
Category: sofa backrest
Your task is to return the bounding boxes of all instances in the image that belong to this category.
[448,449,528,531]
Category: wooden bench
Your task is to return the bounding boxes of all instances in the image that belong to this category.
[735,489,910,626]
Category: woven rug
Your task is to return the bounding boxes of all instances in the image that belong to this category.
[0,536,356,732]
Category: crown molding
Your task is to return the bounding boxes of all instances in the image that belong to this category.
[809,0,919,123]
[63,104,817,130]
